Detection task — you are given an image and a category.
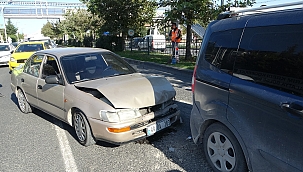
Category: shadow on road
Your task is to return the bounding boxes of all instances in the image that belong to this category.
[33,108,119,148]
[9,89,210,171]
[144,101,213,172]
[11,93,118,148]
[10,93,18,105]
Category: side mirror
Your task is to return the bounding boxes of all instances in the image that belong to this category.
[45,75,61,84]
[11,50,14,54]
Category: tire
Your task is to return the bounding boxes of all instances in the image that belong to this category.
[203,123,248,172]
[73,110,96,146]
[17,89,32,114]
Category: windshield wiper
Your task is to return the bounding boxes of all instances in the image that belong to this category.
[71,78,90,84]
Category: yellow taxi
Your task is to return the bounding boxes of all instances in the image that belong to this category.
[9,41,51,71]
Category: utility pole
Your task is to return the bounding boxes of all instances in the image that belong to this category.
[221,0,224,6]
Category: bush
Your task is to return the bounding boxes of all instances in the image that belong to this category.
[96,36,123,51]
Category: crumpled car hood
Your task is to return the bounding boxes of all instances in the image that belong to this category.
[74,73,176,109]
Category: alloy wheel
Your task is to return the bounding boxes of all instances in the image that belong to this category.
[206,132,236,172]
[74,112,87,142]
[17,91,26,112]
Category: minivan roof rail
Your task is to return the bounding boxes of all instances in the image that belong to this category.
[231,1,303,14]
[217,1,303,20]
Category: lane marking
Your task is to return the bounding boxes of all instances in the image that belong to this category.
[54,121,78,172]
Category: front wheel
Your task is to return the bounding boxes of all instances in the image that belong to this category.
[73,110,96,146]
[17,89,32,114]
[203,123,248,172]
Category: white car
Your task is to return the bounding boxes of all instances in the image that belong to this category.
[0,43,14,66]
[138,35,166,52]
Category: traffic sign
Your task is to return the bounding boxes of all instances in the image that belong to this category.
[128,29,134,37]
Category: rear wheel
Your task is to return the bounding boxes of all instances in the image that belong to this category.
[17,89,32,114]
[73,110,96,146]
[203,123,248,172]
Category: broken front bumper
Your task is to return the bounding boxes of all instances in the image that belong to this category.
[89,104,180,145]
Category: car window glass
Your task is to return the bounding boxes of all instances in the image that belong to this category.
[42,56,60,79]
[234,24,303,97]
[0,45,10,51]
[204,29,243,74]
[15,44,43,52]
[101,53,136,74]
[23,55,44,77]
[61,53,135,84]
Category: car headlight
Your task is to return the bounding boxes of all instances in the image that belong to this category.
[10,57,16,62]
[99,109,142,123]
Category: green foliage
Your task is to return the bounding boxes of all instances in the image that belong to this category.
[96,36,124,51]
[41,21,57,39]
[42,9,104,42]
[6,19,18,35]
[81,0,157,37]
[226,0,255,7]
[9,34,17,42]
[159,0,255,60]
[60,9,104,42]
[18,33,24,40]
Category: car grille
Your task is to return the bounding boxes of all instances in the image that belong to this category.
[17,59,27,63]
[130,121,149,130]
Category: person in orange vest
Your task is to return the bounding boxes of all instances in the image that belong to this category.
[169,22,181,63]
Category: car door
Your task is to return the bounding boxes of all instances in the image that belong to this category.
[228,23,303,171]
[36,55,65,120]
[19,54,44,107]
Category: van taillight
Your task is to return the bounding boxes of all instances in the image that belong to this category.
[192,65,197,93]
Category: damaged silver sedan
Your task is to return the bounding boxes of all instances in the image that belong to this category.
[10,48,180,146]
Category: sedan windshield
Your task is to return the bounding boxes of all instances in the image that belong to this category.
[15,44,43,52]
[0,45,10,51]
[61,52,136,83]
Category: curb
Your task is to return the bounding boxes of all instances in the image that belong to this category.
[122,57,194,75]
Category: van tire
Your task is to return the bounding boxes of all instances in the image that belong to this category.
[203,123,248,172]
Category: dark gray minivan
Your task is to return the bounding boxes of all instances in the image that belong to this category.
[191,4,303,172]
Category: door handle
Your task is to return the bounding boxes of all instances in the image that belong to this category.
[21,78,24,82]
[37,85,42,89]
[281,103,303,117]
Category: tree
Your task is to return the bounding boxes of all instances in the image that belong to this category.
[6,18,18,35]
[159,0,255,60]
[41,21,57,39]
[81,0,157,38]
[59,9,104,42]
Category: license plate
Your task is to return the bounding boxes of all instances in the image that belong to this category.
[147,118,171,136]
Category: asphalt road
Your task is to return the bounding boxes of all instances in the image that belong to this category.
[0,63,213,172]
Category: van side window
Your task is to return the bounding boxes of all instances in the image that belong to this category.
[204,29,242,74]
[234,24,303,97]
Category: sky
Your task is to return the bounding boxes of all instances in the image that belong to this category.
[6,0,301,36]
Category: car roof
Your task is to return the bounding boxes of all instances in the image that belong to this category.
[19,41,46,45]
[37,47,111,58]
